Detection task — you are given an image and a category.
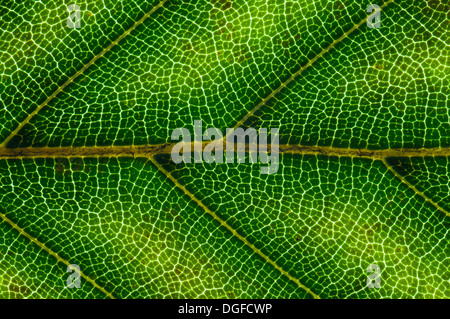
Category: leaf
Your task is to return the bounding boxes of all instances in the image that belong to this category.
[0,0,448,299]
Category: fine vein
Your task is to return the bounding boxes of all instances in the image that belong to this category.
[227,0,394,135]
[0,0,169,148]
[0,211,115,298]
[149,156,320,299]
[382,159,450,217]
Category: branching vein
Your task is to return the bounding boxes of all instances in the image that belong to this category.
[149,156,320,299]
[0,211,115,298]
[0,0,169,148]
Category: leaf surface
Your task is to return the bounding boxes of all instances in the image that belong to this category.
[0,0,448,298]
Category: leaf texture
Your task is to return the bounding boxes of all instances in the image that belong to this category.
[0,0,448,299]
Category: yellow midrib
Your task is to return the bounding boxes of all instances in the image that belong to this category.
[1,143,448,160]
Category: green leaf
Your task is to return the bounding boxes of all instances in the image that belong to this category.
[0,0,448,299]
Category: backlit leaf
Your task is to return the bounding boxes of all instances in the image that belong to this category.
[0,0,448,299]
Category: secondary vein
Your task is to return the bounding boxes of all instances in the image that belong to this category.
[0,211,115,298]
[0,0,169,148]
[227,0,394,135]
[382,159,450,217]
[149,156,320,299]
[0,143,448,160]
